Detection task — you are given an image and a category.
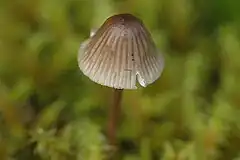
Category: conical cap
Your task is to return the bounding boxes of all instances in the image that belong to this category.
[78,13,164,89]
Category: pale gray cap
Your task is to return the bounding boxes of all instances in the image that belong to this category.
[78,13,164,89]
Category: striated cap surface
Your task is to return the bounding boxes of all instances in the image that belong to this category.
[78,13,164,89]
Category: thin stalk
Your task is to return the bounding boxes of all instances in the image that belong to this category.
[107,88,123,153]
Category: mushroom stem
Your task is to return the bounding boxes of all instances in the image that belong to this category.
[107,88,123,150]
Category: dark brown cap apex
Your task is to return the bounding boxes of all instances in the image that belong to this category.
[103,14,142,26]
[78,13,164,89]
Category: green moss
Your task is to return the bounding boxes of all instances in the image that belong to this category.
[0,0,240,159]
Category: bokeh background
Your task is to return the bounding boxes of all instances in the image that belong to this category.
[0,0,240,159]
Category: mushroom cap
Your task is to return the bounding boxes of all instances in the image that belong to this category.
[78,13,164,89]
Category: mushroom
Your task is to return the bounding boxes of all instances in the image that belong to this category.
[78,13,164,154]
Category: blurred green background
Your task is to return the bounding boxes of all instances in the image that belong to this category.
[0,0,240,159]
